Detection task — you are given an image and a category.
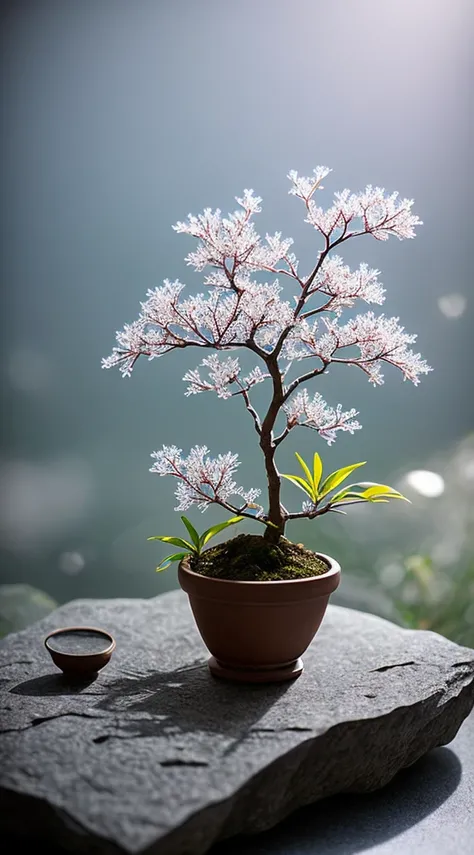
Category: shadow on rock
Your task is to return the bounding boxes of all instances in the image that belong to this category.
[211,746,462,855]
[10,673,99,696]
[10,662,292,743]
[95,663,293,742]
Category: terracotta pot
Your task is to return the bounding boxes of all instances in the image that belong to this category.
[178,552,340,683]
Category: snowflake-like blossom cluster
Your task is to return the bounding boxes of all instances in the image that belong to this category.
[307,255,385,312]
[283,390,361,445]
[284,312,431,385]
[102,277,294,377]
[288,166,332,200]
[184,354,268,399]
[150,445,261,512]
[174,189,294,273]
[289,169,422,241]
[325,313,431,385]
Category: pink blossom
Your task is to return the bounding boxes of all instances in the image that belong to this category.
[283,390,361,444]
[150,445,261,512]
[306,255,385,312]
[284,312,430,386]
[324,313,431,385]
[183,355,269,399]
[173,190,293,273]
[290,172,422,242]
[102,278,294,377]
[288,167,332,202]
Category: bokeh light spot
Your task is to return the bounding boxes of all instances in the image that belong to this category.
[405,470,445,498]
[379,562,405,588]
[58,552,86,575]
[437,293,466,319]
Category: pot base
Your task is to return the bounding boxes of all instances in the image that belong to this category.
[208,656,304,683]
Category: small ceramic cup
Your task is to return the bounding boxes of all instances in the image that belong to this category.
[44,626,116,676]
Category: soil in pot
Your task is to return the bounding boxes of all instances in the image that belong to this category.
[190,533,329,581]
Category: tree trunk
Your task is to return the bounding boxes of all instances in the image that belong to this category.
[260,356,286,544]
[261,441,285,543]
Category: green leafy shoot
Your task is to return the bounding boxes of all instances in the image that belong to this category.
[281,452,323,503]
[148,515,244,572]
[281,452,409,515]
[318,461,366,500]
[330,482,411,508]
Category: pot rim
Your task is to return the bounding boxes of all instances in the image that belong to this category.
[179,551,340,586]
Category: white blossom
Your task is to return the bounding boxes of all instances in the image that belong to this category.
[149,445,260,512]
[284,312,431,385]
[305,184,422,241]
[288,167,332,201]
[173,191,294,274]
[183,357,269,403]
[323,313,432,385]
[102,279,294,376]
[183,354,240,399]
[263,231,294,264]
[283,390,361,444]
[307,255,385,311]
[283,318,335,363]
[242,366,269,387]
[354,185,422,240]
[235,188,263,215]
[284,251,300,275]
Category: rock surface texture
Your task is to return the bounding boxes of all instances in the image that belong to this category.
[1,593,473,855]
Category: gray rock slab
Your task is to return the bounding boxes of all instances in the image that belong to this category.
[0,592,473,855]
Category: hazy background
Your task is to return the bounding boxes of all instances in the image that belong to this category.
[1,0,473,642]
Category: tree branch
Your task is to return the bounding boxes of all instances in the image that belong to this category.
[300,298,335,320]
[286,503,334,521]
[268,228,357,363]
[232,382,262,435]
[211,496,275,527]
[282,361,329,403]
[273,423,293,448]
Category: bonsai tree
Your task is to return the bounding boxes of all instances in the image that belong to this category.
[103,166,430,568]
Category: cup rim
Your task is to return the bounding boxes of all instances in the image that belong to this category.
[44,626,116,658]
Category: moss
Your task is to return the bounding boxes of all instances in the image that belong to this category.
[190,534,329,581]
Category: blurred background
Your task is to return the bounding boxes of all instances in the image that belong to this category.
[1,0,473,645]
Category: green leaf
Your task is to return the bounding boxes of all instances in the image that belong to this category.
[156,552,187,573]
[368,495,408,503]
[281,473,315,500]
[359,483,397,496]
[313,452,323,495]
[359,484,410,502]
[295,452,313,485]
[147,535,194,551]
[329,487,355,504]
[181,516,200,549]
[330,491,369,504]
[319,461,366,499]
[200,516,244,549]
